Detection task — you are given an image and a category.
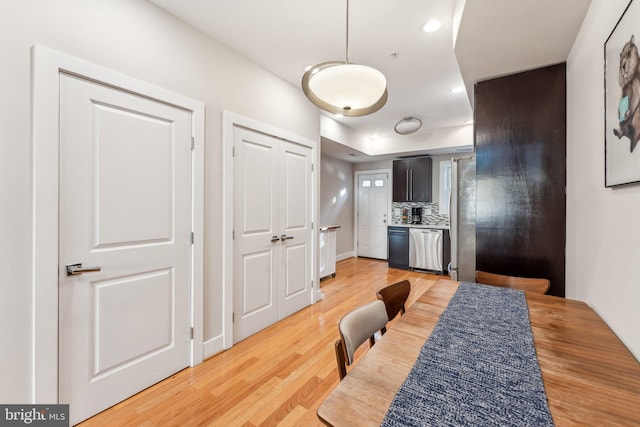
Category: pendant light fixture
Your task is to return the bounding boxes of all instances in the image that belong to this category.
[301,0,387,117]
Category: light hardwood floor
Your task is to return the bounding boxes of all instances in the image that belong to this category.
[78,258,446,426]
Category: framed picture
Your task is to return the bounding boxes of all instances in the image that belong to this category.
[605,0,640,187]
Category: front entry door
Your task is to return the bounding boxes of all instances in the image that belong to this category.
[58,74,192,424]
[357,173,389,259]
[233,127,312,343]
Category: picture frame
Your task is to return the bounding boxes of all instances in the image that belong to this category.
[605,0,640,187]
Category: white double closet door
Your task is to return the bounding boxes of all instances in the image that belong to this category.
[233,127,313,343]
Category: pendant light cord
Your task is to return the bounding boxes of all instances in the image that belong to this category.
[345,0,350,64]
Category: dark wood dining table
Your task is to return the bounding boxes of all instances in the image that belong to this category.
[317,279,640,426]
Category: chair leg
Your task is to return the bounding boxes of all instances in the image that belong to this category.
[335,339,347,380]
[368,335,376,347]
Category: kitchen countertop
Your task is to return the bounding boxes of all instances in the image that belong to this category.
[388,223,449,230]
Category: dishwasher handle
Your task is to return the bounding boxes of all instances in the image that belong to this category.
[388,229,409,234]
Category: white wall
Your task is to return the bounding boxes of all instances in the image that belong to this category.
[321,115,371,154]
[567,0,640,359]
[319,155,355,259]
[353,159,394,172]
[319,115,366,259]
[0,0,319,403]
[321,116,473,156]
[366,125,473,156]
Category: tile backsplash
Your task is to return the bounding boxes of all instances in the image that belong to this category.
[391,202,449,227]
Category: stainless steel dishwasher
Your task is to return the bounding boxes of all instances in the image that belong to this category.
[409,228,443,272]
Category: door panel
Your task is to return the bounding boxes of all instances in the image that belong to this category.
[358,178,372,254]
[372,179,388,256]
[283,148,308,230]
[242,141,275,233]
[241,251,275,315]
[410,157,432,202]
[283,243,308,297]
[59,74,192,425]
[279,142,312,318]
[234,128,279,342]
[93,270,173,375]
[392,159,410,202]
[94,103,173,246]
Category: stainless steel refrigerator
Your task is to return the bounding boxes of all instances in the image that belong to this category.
[448,156,476,282]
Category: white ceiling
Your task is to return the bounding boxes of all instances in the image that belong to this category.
[148,0,591,160]
[455,0,591,105]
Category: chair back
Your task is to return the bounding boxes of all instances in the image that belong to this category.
[475,270,550,294]
[335,300,388,380]
[376,280,411,321]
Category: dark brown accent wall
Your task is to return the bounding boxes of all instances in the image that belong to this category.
[474,63,566,297]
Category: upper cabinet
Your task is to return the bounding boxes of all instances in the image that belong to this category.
[392,157,432,202]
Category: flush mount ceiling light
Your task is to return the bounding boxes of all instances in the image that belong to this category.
[394,117,422,135]
[301,0,387,117]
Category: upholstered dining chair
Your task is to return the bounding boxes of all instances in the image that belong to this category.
[475,270,550,294]
[376,279,411,321]
[335,300,388,380]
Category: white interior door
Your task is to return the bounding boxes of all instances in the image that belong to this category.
[279,141,312,318]
[58,74,192,425]
[357,173,389,259]
[233,128,280,342]
[233,128,312,343]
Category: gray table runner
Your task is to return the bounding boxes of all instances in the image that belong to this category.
[381,282,554,427]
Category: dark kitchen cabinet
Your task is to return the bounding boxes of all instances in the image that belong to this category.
[387,226,409,269]
[392,157,432,202]
[392,159,410,201]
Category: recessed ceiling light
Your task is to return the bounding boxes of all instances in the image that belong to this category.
[422,19,442,33]
[450,86,464,94]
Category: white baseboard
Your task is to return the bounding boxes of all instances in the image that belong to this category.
[336,252,354,262]
[203,334,224,359]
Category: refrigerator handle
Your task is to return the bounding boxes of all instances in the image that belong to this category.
[449,158,458,277]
